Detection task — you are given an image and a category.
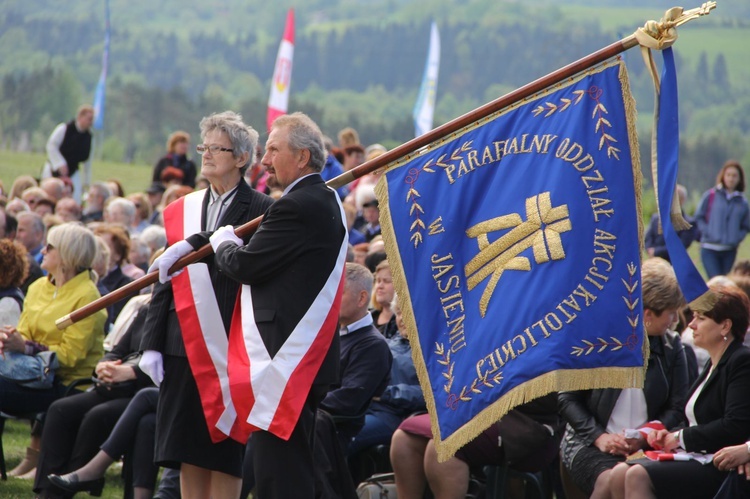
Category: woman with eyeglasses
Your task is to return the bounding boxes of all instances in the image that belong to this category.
[137,111,273,499]
[152,130,198,189]
[0,223,107,479]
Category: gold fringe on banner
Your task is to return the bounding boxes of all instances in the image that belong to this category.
[376,59,649,462]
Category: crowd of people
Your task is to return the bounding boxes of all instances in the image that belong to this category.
[0,105,749,499]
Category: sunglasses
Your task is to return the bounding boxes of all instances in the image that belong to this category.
[46,243,55,252]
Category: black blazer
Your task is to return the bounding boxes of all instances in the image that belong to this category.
[209,174,346,387]
[139,180,274,356]
[682,341,750,454]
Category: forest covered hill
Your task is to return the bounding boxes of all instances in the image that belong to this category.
[1,0,748,193]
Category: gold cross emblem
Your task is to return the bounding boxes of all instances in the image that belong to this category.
[464,192,572,317]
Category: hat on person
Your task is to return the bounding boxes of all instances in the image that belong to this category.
[338,127,365,155]
[146,182,167,194]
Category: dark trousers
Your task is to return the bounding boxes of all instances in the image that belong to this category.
[34,390,130,493]
[701,247,737,278]
[101,387,160,489]
[252,385,328,499]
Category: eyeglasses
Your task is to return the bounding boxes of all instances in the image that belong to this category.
[196,144,234,155]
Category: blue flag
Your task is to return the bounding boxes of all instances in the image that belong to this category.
[376,59,646,459]
[92,0,110,131]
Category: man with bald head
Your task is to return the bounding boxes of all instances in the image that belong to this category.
[55,197,82,223]
[40,177,66,203]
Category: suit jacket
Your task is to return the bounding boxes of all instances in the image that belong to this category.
[682,341,750,454]
[139,180,273,357]
[208,174,346,387]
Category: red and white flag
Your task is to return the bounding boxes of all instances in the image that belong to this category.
[267,9,295,132]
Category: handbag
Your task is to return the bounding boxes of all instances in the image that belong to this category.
[356,473,397,499]
[0,350,59,389]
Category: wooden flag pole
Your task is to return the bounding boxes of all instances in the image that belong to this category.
[57,3,715,329]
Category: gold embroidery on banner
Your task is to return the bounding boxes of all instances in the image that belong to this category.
[570,262,640,356]
[533,86,621,160]
[404,141,475,248]
[465,192,572,317]
[435,341,504,406]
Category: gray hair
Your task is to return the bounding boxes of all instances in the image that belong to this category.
[16,211,46,237]
[47,222,97,274]
[345,262,373,300]
[130,235,152,264]
[107,197,137,225]
[199,111,259,175]
[272,112,326,172]
[140,225,167,253]
[90,182,112,201]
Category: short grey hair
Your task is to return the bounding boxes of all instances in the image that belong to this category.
[90,182,112,201]
[345,262,373,300]
[130,235,152,262]
[107,197,136,225]
[47,222,97,274]
[16,211,46,238]
[140,225,167,253]
[199,111,259,175]
[272,112,326,172]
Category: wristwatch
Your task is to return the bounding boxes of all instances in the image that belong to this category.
[745,441,750,454]
[672,430,681,447]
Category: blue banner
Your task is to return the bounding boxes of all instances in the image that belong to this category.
[376,60,646,459]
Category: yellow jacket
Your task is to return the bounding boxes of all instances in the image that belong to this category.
[17,272,106,385]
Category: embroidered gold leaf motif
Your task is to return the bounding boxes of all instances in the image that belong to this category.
[465,192,571,317]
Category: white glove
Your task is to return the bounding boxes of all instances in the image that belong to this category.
[139,350,164,387]
[148,240,193,283]
[210,225,242,253]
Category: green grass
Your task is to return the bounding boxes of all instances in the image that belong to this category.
[2,418,126,498]
[0,150,153,197]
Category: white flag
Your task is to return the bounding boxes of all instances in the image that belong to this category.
[413,22,440,137]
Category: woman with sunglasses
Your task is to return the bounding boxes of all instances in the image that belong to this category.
[0,222,107,479]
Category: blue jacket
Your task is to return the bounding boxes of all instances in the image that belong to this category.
[695,186,750,248]
[320,154,349,200]
[368,333,425,422]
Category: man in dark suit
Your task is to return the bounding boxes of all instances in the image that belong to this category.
[139,111,274,498]
[209,112,348,498]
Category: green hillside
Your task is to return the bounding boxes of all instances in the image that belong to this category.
[0,0,747,194]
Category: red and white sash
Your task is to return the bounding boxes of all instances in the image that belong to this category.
[163,190,237,443]
[226,196,348,442]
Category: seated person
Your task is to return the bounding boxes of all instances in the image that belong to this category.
[0,223,106,479]
[712,439,750,498]
[349,292,425,456]
[34,300,154,498]
[610,285,750,498]
[93,224,136,322]
[48,387,162,499]
[370,260,397,339]
[319,262,393,445]
[391,394,561,499]
[559,257,689,497]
